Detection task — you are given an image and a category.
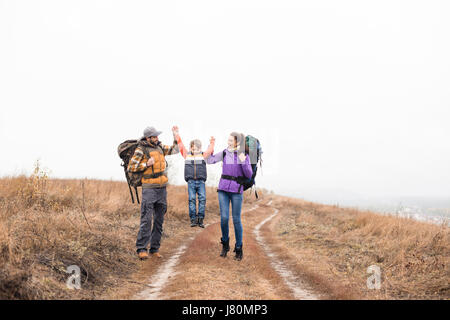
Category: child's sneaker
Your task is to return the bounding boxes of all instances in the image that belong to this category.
[198,218,205,228]
[190,219,198,227]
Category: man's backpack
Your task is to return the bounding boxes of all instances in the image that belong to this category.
[222,134,262,198]
[117,139,142,204]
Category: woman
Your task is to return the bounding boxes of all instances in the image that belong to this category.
[207,132,253,261]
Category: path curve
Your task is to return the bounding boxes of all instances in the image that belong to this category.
[253,200,318,300]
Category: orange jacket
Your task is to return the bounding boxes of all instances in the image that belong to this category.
[127,139,179,188]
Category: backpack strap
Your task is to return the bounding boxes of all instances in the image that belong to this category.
[123,165,135,203]
[143,171,165,179]
[139,145,151,159]
[221,149,245,192]
[135,186,140,204]
[221,175,245,193]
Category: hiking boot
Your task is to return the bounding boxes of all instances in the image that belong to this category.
[150,252,163,259]
[220,238,230,258]
[233,245,243,261]
[198,218,205,228]
[138,251,149,260]
[190,218,198,227]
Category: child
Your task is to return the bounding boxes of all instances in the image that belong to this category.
[172,126,215,228]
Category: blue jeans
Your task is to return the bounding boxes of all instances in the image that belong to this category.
[188,180,206,220]
[218,190,243,248]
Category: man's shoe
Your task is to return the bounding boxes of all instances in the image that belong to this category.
[190,219,198,227]
[138,251,149,260]
[198,218,205,228]
[151,252,163,259]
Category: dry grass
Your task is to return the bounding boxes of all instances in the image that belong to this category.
[2,163,447,300]
[0,166,142,299]
[267,197,449,299]
[0,163,263,299]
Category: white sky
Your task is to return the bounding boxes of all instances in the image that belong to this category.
[1,0,449,200]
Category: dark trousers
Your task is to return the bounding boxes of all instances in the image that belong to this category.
[136,187,167,253]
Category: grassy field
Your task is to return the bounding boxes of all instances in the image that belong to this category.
[0,164,237,299]
[266,197,449,299]
[0,165,448,299]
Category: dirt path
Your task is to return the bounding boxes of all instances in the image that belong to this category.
[133,198,321,300]
[254,201,318,300]
[133,233,196,300]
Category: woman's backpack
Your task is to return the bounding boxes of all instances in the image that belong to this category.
[243,135,263,196]
[222,135,263,198]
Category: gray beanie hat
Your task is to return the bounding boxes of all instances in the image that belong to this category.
[142,126,162,139]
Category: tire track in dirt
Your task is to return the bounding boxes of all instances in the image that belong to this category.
[134,235,195,300]
[254,200,318,300]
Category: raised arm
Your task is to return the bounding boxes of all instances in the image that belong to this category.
[206,149,225,164]
[163,139,180,156]
[173,126,187,159]
[203,136,215,159]
[162,126,181,156]
[175,135,187,159]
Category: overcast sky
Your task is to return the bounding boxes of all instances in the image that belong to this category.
[1,1,449,201]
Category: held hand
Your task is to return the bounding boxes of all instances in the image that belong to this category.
[172,126,179,137]
[209,136,215,145]
[147,157,155,167]
[238,152,246,163]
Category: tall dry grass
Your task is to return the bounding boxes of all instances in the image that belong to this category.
[0,163,263,299]
[271,197,449,299]
[0,164,140,299]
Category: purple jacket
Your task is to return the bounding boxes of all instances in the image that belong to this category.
[207,149,253,194]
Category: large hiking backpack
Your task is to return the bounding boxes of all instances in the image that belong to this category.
[117,139,142,204]
[222,134,262,198]
[245,135,262,193]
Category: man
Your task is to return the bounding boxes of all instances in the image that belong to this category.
[128,126,179,260]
